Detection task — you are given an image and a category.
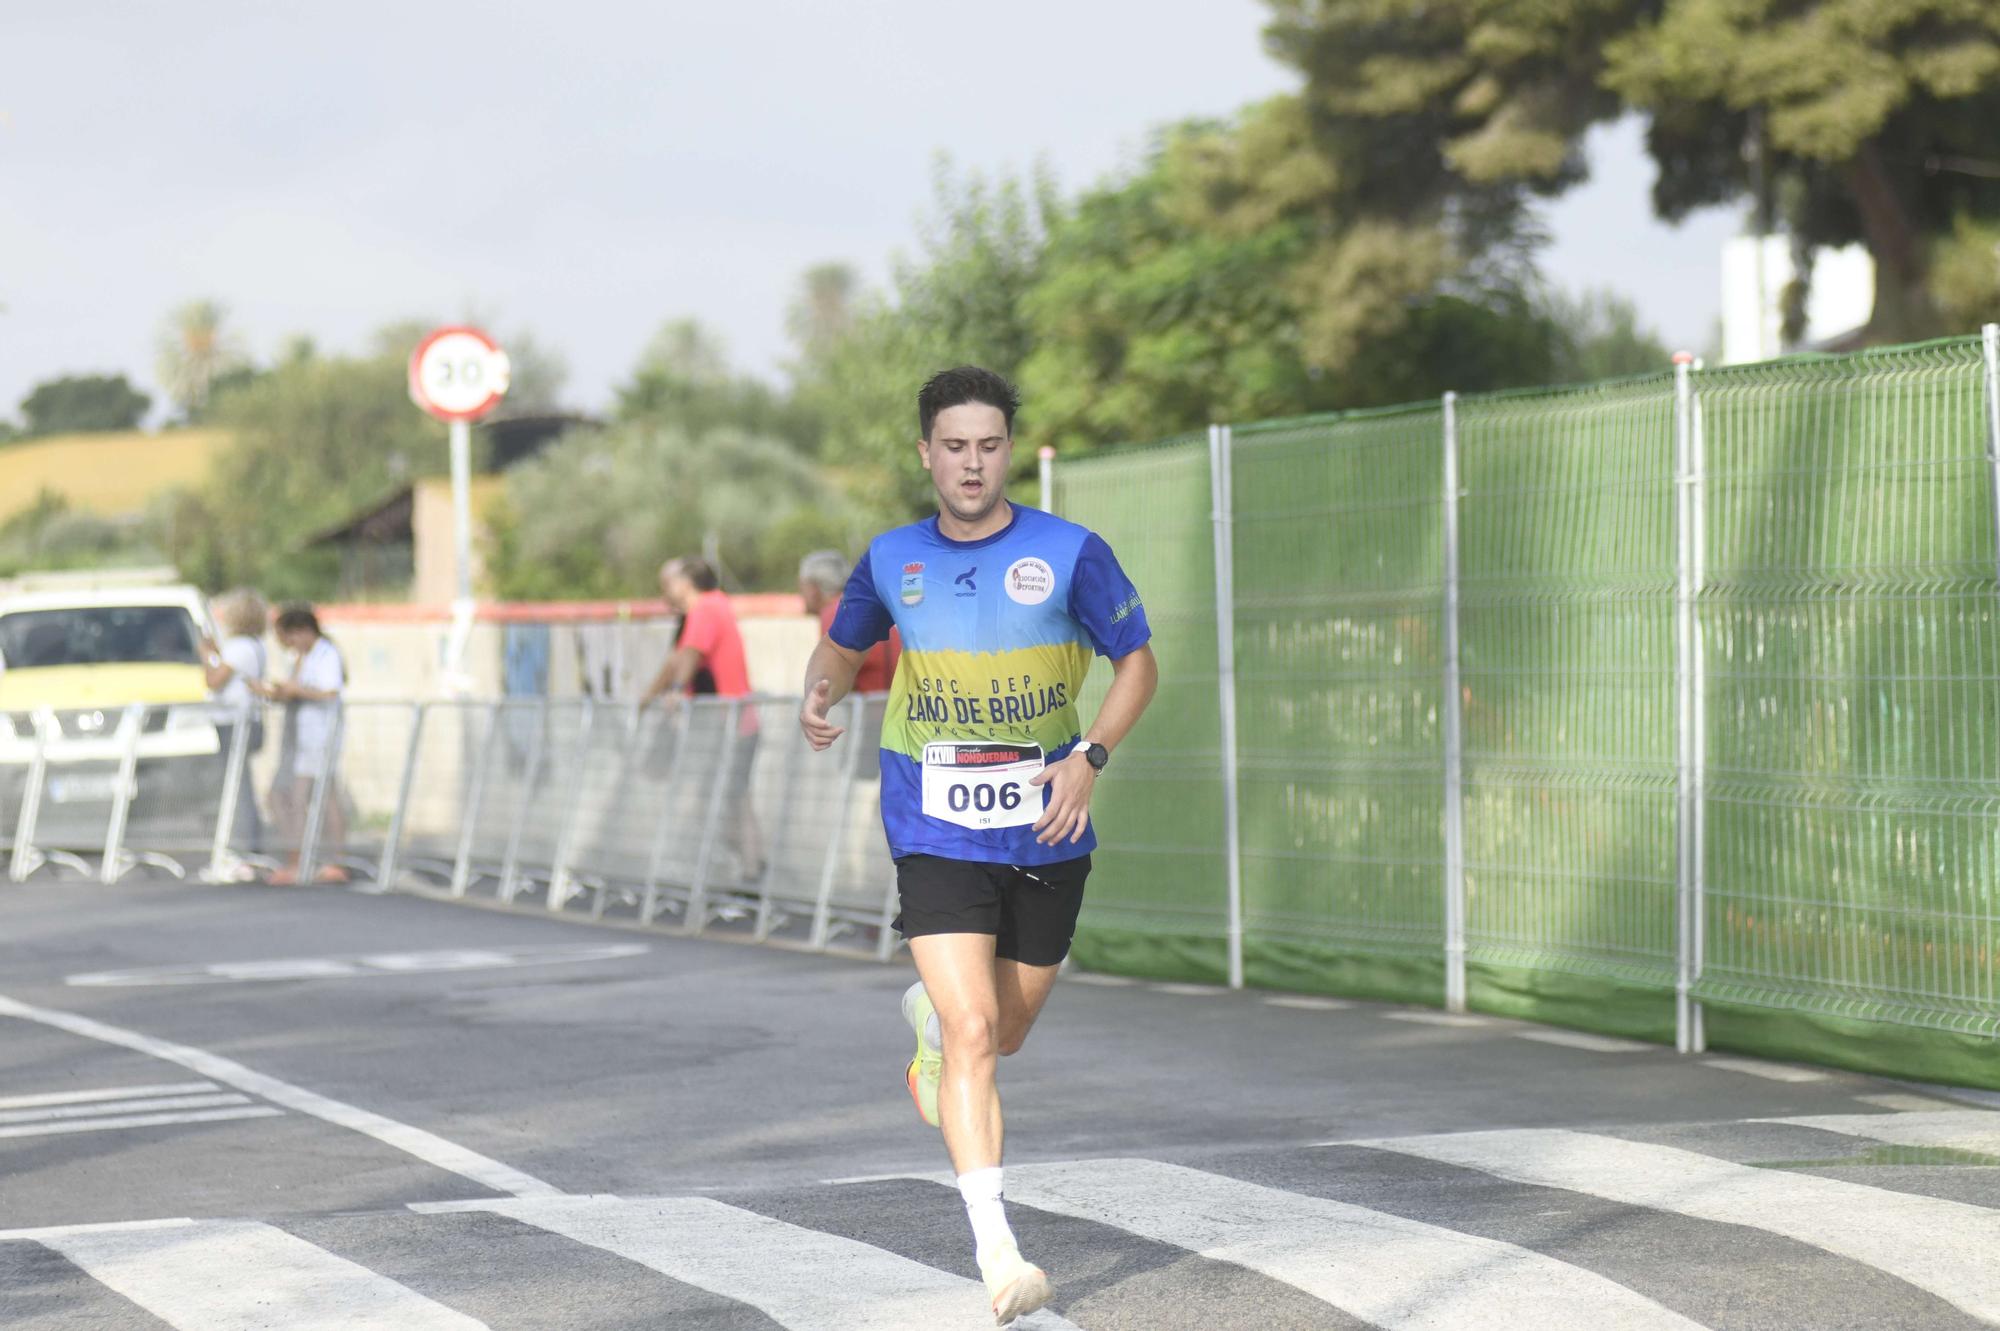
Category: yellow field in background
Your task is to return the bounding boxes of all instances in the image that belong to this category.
[0,428,232,524]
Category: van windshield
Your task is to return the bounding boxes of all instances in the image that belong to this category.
[0,607,201,669]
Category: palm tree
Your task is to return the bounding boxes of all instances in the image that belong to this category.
[156,299,244,420]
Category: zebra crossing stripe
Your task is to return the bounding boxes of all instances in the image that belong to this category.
[994,1157,1705,1330]
[1354,1128,2000,1322]
[0,1081,219,1111]
[0,1092,252,1125]
[0,1106,283,1140]
[427,1195,1084,1330]
[1760,1109,2000,1158]
[30,1218,485,1330]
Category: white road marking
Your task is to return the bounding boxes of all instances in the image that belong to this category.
[987,1158,1703,1330]
[1855,1093,1961,1113]
[1514,1030,1655,1054]
[34,1217,485,1330]
[1149,982,1229,996]
[1263,995,1352,1011]
[0,1092,251,1125]
[1702,1057,1826,1083]
[1758,1109,2000,1158]
[66,942,650,987]
[0,1081,218,1111]
[0,1106,282,1140]
[0,1217,194,1242]
[1062,972,1136,987]
[1355,1127,2000,1322]
[0,993,561,1198]
[1383,1010,1490,1028]
[431,1194,1084,1330]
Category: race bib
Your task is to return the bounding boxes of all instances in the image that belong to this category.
[921,741,1045,830]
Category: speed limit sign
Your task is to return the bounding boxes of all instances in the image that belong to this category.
[408,326,511,422]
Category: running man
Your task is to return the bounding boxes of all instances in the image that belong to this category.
[799,366,1157,1324]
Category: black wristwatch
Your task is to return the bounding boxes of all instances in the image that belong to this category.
[1080,742,1110,773]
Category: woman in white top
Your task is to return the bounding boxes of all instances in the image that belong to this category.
[259,602,348,885]
[200,589,269,860]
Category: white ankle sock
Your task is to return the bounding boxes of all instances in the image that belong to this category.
[956,1167,1015,1261]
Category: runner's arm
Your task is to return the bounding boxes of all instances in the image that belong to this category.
[1082,643,1158,755]
[801,635,867,750]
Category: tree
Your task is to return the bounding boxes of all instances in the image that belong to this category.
[791,160,1059,512]
[1018,108,1571,450]
[1262,0,2000,345]
[175,336,447,594]
[786,263,859,359]
[617,318,812,446]
[156,299,247,421]
[484,420,859,599]
[19,373,150,435]
[1543,286,1674,383]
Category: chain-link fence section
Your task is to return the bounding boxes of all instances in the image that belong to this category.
[1231,406,1451,1002]
[1454,377,1680,1034]
[1052,433,1230,980]
[1692,341,2000,1045]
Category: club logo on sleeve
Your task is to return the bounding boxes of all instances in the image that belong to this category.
[1004,556,1055,605]
[901,562,925,606]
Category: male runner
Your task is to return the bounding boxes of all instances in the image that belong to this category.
[799,366,1157,1324]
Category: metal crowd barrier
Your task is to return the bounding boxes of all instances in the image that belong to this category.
[4,693,901,960]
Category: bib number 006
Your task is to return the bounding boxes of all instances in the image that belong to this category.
[922,742,1044,830]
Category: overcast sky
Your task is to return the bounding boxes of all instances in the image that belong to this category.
[1,2,1739,427]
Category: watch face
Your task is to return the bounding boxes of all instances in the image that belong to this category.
[1085,743,1109,770]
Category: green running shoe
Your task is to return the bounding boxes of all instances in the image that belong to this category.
[901,981,942,1128]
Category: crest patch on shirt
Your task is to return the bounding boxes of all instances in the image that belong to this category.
[900,562,925,606]
[1004,557,1054,605]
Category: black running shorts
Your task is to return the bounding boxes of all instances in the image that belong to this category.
[893,853,1091,967]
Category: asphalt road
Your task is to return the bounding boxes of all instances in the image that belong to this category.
[4,875,2000,1330]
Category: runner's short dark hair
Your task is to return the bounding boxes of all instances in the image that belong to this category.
[274,603,320,635]
[679,558,720,592]
[919,366,1019,441]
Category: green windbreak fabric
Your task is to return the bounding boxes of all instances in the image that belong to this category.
[1055,435,1229,982]
[1230,407,1447,1002]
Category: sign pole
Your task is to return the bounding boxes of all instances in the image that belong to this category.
[408,324,510,697]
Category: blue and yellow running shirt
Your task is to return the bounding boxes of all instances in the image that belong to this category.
[828,504,1151,866]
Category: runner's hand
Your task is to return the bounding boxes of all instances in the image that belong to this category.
[800,680,846,751]
[1030,750,1095,846]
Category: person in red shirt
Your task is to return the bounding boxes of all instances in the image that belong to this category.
[644,557,764,880]
[799,550,900,692]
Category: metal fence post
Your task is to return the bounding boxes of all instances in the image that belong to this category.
[297,703,344,885]
[371,702,428,894]
[544,699,598,911]
[683,697,744,934]
[497,698,551,904]
[1673,352,1708,1053]
[98,704,146,883]
[1982,326,2000,572]
[204,703,254,882]
[1039,444,1055,513]
[451,701,503,897]
[808,695,868,950]
[1208,422,1246,990]
[1441,393,1469,1012]
[10,709,52,882]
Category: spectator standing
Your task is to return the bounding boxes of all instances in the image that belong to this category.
[799,550,900,692]
[200,589,269,869]
[643,558,764,881]
[260,603,348,885]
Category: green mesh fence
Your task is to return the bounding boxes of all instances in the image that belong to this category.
[1049,333,2000,1086]
[1454,377,1681,1036]
[1230,407,1447,1001]
[1693,342,2000,1059]
[1054,434,1230,981]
